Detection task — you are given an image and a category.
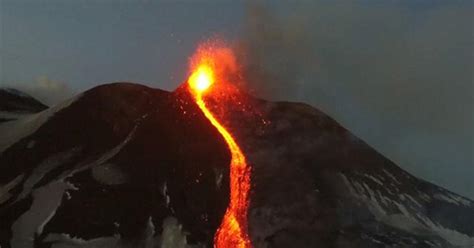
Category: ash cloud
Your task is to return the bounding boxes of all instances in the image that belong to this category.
[238,1,473,198]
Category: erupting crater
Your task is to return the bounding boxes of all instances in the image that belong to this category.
[187,44,252,248]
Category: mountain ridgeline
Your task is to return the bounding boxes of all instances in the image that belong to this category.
[0,83,472,248]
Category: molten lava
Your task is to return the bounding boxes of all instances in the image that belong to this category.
[188,45,252,248]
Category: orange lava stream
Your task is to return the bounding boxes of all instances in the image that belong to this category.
[188,63,251,248]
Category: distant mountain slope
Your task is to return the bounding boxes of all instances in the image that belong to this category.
[0,83,472,248]
[0,88,48,122]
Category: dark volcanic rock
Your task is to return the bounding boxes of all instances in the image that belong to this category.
[0,88,48,123]
[0,82,472,248]
[1,83,229,248]
[0,88,47,113]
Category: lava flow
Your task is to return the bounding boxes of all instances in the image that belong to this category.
[187,45,252,248]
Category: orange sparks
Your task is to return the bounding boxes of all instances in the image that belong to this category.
[188,43,251,248]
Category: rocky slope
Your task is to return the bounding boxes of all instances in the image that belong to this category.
[0,83,472,248]
[0,88,48,123]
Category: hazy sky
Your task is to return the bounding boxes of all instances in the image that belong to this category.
[1,1,472,198]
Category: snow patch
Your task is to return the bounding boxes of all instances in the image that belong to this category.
[0,174,25,204]
[0,111,32,121]
[162,182,171,209]
[214,167,224,189]
[340,173,474,247]
[16,148,81,201]
[434,193,472,207]
[161,217,187,248]
[423,219,474,247]
[55,125,137,181]
[417,190,432,202]
[382,169,400,184]
[404,193,422,208]
[358,173,384,185]
[42,218,153,248]
[11,181,76,248]
[41,216,189,248]
[0,95,80,153]
[44,233,120,248]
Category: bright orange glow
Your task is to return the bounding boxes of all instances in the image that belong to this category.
[188,43,251,248]
[189,65,214,93]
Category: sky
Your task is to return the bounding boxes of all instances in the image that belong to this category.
[0,0,473,198]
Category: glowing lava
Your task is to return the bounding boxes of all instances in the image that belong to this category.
[188,46,251,248]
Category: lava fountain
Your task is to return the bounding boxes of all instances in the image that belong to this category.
[187,44,252,248]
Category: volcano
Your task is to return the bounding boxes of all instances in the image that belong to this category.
[0,82,473,248]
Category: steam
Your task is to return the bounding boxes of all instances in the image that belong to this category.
[237,1,473,198]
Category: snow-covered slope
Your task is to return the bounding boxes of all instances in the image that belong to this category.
[225,101,474,248]
[0,95,79,153]
[0,88,48,122]
[0,83,472,248]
